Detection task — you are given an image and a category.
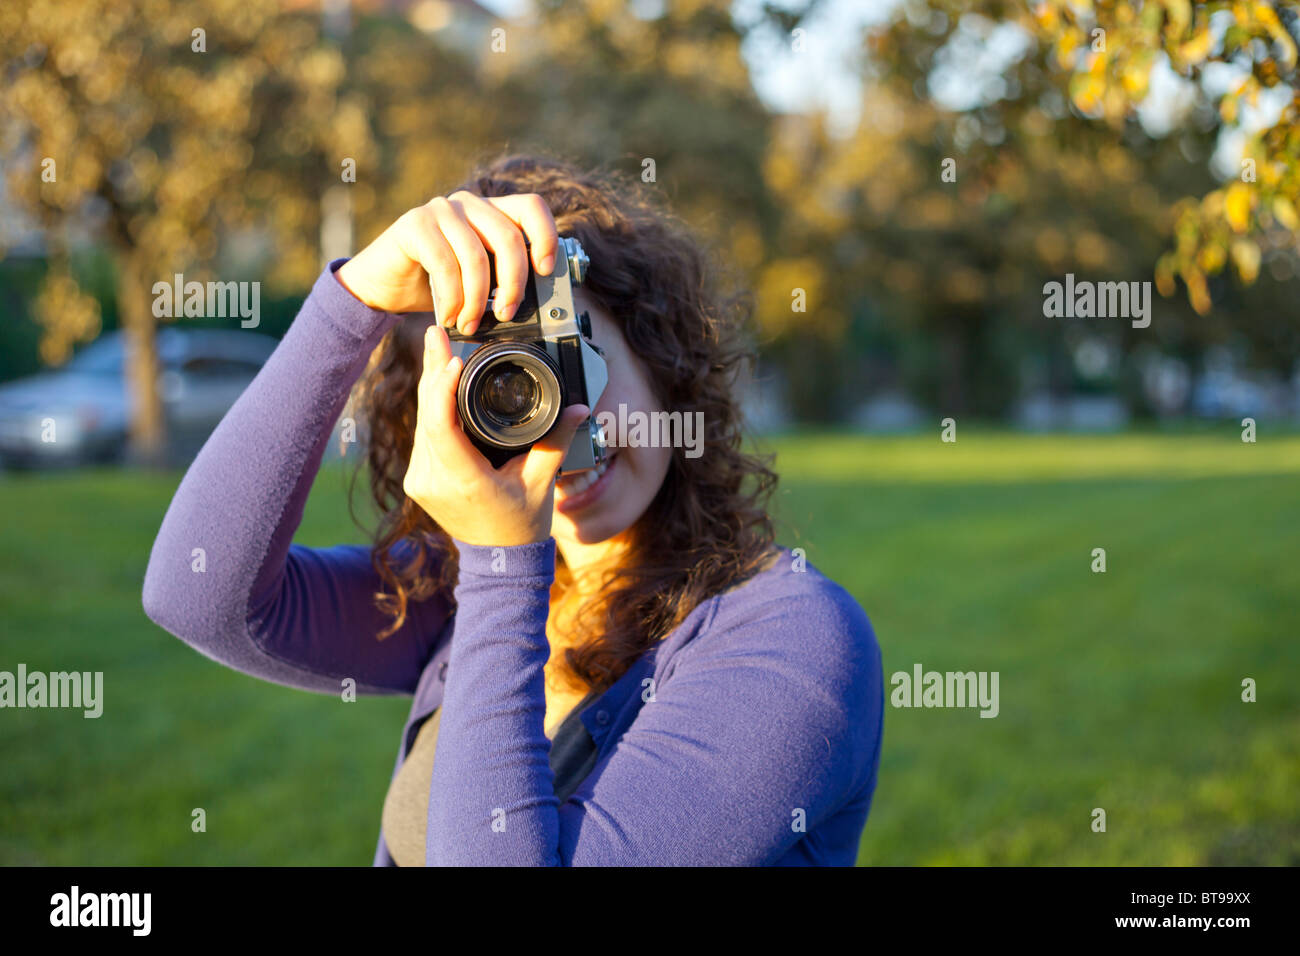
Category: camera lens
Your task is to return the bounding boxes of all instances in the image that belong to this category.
[458,344,561,450]
[481,364,540,423]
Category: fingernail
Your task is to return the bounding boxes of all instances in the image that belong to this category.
[538,253,555,275]
[495,298,515,322]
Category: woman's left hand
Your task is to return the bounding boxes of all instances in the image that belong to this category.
[403,323,591,547]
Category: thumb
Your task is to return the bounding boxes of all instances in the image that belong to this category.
[522,404,590,488]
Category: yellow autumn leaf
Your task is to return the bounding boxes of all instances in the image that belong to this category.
[1055,30,1080,67]
[1070,73,1104,113]
[1224,182,1253,232]
[1178,27,1214,65]
[1273,196,1300,231]
[1259,156,1283,188]
[1187,269,1211,315]
[1252,1,1284,32]
[1198,241,1227,273]
[1230,238,1261,282]
[1122,60,1151,97]
[1165,0,1192,36]
[1254,0,1298,66]
[1154,255,1177,297]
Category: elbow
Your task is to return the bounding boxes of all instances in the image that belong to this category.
[141,552,177,634]
[141,542,206,638]
[142,541,250,653]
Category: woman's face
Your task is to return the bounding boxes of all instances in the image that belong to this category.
[551,289,673,547]
[403,289,673,551]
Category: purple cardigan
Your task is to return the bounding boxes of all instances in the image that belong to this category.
[141,259,884,866]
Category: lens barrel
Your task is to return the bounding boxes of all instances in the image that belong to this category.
[457,343,562,450]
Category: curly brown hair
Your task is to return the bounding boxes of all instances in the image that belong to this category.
[349,150,778,697]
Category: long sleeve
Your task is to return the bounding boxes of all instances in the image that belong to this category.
[142,259,451,696]
[425,539,883,865]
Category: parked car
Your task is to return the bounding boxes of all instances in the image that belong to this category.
[0,328,278,469]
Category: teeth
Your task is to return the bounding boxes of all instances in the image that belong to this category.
[558,455,613,496]
[560,470,597,494]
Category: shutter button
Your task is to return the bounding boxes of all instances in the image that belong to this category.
[596,710,610,726]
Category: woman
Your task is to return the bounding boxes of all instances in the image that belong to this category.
[142,153,883,866]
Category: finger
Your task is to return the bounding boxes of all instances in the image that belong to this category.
[414,326,453,436]
[448,191,529,328]
[413,332,483,470]
[396,206,461,321]
[427,197,490,334]
[488,194,559,276]
[521,404,590,488]
[421,323,452,383]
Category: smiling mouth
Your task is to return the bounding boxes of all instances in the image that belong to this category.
[554,452,618,511]
[557,452,612,495]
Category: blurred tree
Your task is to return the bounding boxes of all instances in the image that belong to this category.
[1032,0,1300,315]
[336,0,783,429]
[345,0,780,315]
[758,0,1300,418]
[760,10,1195,415]
[0,0,373,463]
[519,0,778,262]
[1,0,789,453]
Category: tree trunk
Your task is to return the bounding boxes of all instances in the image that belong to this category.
[117,247,166,467]
[939,315,969,417]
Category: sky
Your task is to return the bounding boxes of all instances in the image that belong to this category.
[478,0,896,137]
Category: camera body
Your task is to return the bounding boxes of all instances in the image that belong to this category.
[446,236,608,473]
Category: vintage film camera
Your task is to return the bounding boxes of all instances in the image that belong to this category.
[446,236,608,474]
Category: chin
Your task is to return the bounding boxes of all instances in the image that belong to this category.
[552,449,666,548]
[553,510,629,546]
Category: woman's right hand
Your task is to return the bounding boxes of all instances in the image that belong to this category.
[335,191,560,336]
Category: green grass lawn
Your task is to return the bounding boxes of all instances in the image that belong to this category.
[1,431,1297,865]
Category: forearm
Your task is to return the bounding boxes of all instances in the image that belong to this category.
[142,259,405,693]
[425,539,560,865]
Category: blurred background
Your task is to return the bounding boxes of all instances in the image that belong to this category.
[0,0,1296,865]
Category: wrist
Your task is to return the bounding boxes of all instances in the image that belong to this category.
[447,524,553,549]
[454,536,556,582]
[308,258,397,344]
[334,257,380,310]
